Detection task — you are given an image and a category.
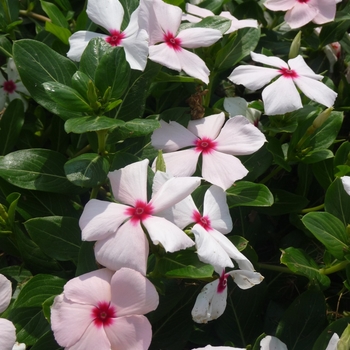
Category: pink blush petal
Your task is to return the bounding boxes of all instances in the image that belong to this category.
[64,269,113,305]
[94,220,149,276]
[149,43,182,72]
[215,116,266,155]
[0,274,12,312]
[251,52,288,69]
[79,199,130,241]
[203,186,232,234]
[105,315,152,350]
[263,0,296,11]
[202,151,248,190]
[51,294,95,348]
[177,28,221,49]
[110,268,159,316]
[0,319,16,350]
[262,76,302,115]
[188,113,225,140]
[143,216,194,252]
[288,55,323,80]
[285,2,318,28]
[153,0,182,35]
[312,0,336,24]
[161,149,200,177]
[151,120,197,152]
[108,159,149,206]
[186,3,213,18]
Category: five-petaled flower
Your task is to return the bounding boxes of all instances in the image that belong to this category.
[264,0,339,29]
[228,52,337,115]
[79,159,200,275]
[67,0,149,70]
[139,0,222,84]
[151,112,266,190]
[51,268,159,350]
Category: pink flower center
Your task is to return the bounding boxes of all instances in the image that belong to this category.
[194,137,217,154]
[192,210,211,230]
[106,30,126,46]
[279,67,298,79]
[217,270,228,294]
[297,0,309,3]
[91,301,116,328]
[3,80,16,94]
[164,31,182,51]
[125,200,154,224]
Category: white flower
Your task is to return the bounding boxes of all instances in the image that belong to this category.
[67,0,149,70]
[228,52,337,115]
[260,335,287,350]
[341,176,350,195]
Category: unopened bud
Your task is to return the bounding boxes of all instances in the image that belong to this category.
[312,107,333,129]
[289,31,301,59]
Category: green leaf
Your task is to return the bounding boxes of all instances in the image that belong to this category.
[65,115,125,134]
[312,158,334,190]
[44,21,71,44]
[0,35,12,57]
[0,149,79,194]
[0,99,24,155]
[75,241,98,276]
[13,39,80,120]
[280,247,330,288]
[301,149,334,164]
[214,27,260,71]
[43,82,93,113]
[302,212,350,259]
[24,216,81,261]
[226,181,273,208]
[319,19,350,46]
[71,71,91,101]
[30,330,62,350]
[40,1,68,27]
[266,136,291,171]
[64,153,109,188]
[181,16,231,34]
[1,0,19,23]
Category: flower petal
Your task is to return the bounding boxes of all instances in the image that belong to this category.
[251,52,289,69]
[191,279,227,323]
[63,269,113,305]
[192,224,234,272]
[108,159,149,206]
[177,28,222,49]
[202,151,248,190]
[219,12,258,33]
[122,30,149,71]
[185,3,213,18]
[325,333,340,350]
[341,176,350,195]
[288,55,323,80]
[151,176,201,212]
[0,319,16,350]
[149,43,182,72]
[143,216,194,252]
[284,2,318,29]
[188,113,225,140]
[67,31,108,61]
[263,0,296,11]
[0,274,12,313]
[313,0,337,24]
[79,199,130,241]
[262,76,302,115]
[293,76,337,108]
[94,221,149,275]
[110,268,159,316]
[151,120,197,152]
[228,270,264,289]
[105,315,152,350]
[260,335,288,350]
[215,116,266,155]
[138,0,163,45]
[153,0,182,35]
[203,186,232,233]
[87,0,123,32]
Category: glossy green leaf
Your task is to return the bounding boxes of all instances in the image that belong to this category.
[65,115,124,134]
[24,216,81,261]
[30,330,62,350]
[40,1,68,27]
[319,19,350,46]
[71,71,91,101]
[75,241,98,276]
[44,22,71,44]
[181,16,231,34]
[0,35,12,57]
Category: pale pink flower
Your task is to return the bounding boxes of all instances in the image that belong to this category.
[67,0,149,70]
[260,336,287,349]
[191,269,264,323]
[264,0,338,29]
[228,52,337,115]
[51,268,159,350]
[151,112,266,190]
[193,346,244,350]
[79,159,200,275]
[182,3,258,34]
[138,0,222,84]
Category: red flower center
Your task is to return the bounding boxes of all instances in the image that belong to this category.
[217,270,228,294]
[194,137,217,154]
[125,200,154,224]
[192,210,211,230]
[164,31,182,51]
[3,80,16,94]
[106,30,126,46]
[92,301,116,328]
[297,0,309,3]
[279,67,298,79]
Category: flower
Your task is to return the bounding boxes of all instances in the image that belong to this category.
[341,176,350,195]
[138,0,222,84]
[228,52,337,115]
[0,58,29,111]
[151,112,266,190]
[325,333,339,350]
[260,335,287,350]
[67,0,149,70]
[193,346,245,350]
[182,3,258,34]
[79,159,200,275]
[157,183,254,273]
[263,0,338,29]
[191,269,264,323]
[51,268,159,350]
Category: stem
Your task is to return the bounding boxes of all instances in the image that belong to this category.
[96,130,107,156]
[90,186,99,200]
[259,165,283,184]
[72,144,91,158]
[203,72,215,107]
[229,293,246,347]
[258,263,296,274]
[300,203,324,214]
[320,261,349,275]
[19,10,51,23]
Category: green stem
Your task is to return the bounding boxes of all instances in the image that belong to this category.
[258,263,296,274]
[90,186,99,200]
[203,72,215,107]
[19,10,51,22]
[320,261,349,275]
[259,165,283,185]
[96,130,107,156]
[300,203,324,214]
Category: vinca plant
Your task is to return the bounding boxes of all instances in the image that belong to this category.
[0,0,350,349]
